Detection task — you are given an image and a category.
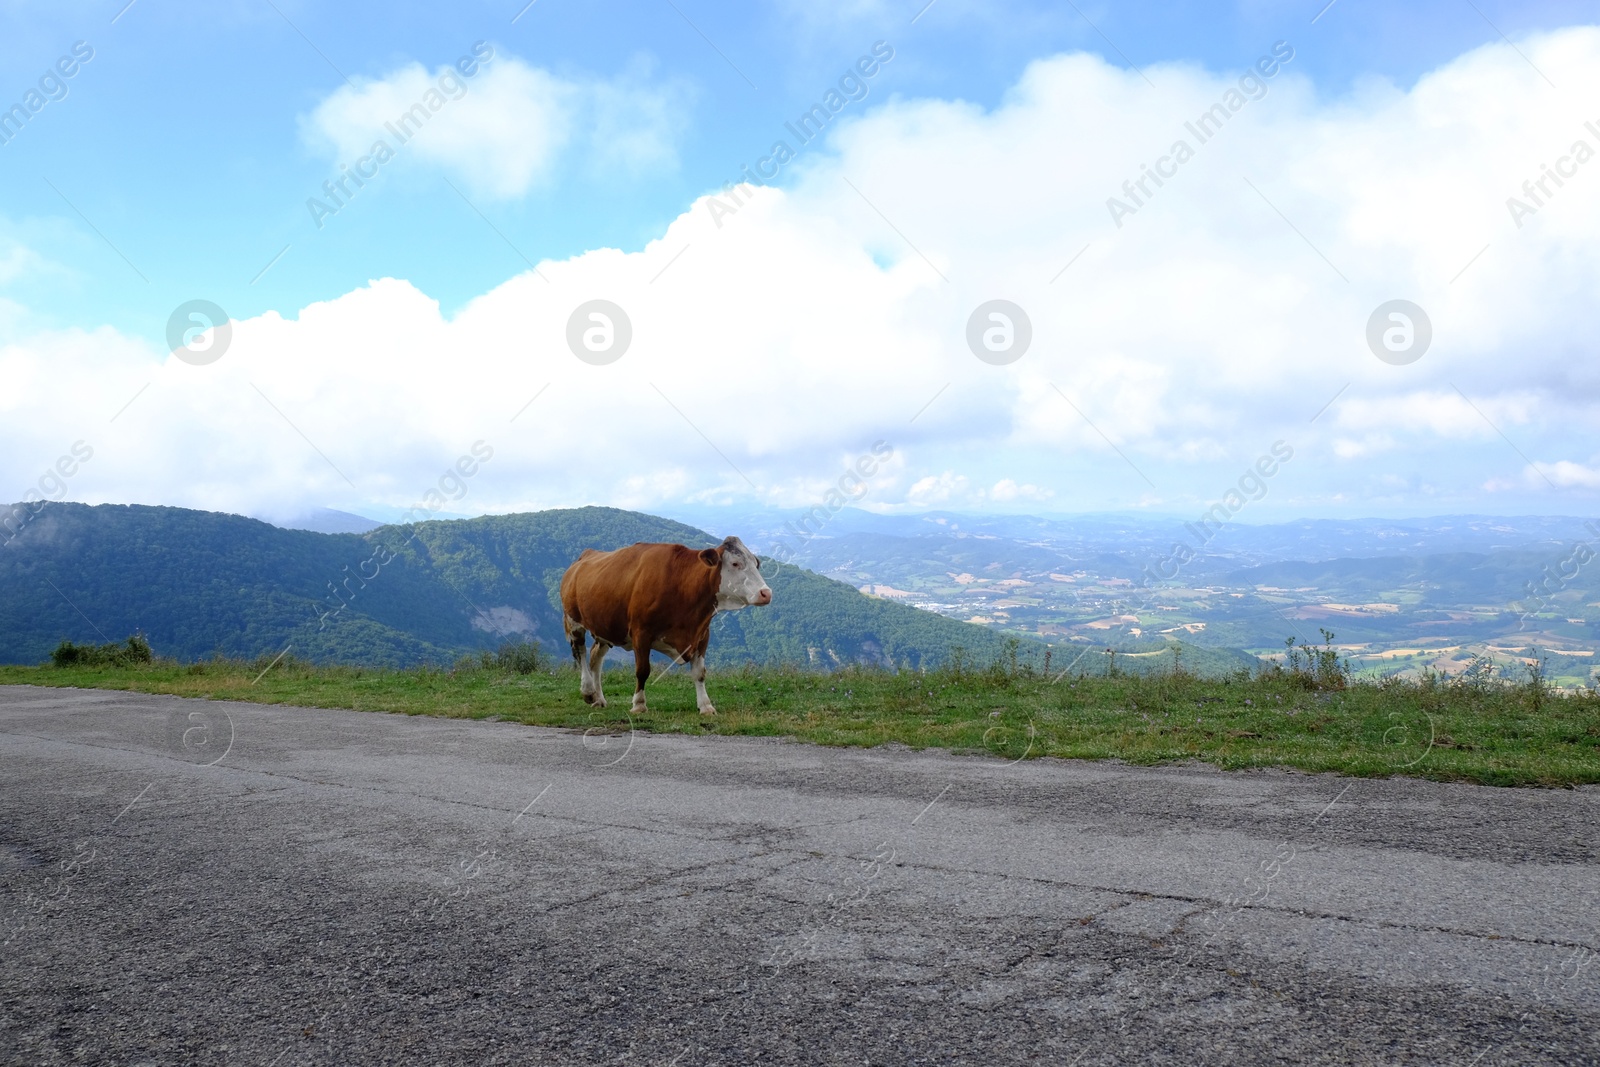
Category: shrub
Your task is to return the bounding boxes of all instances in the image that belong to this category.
[50,633,154,669]
[984,637,1024,686]
[1521,654,1551,715]
[1453,652,1498,692]
[1273,629,1350,691]
[495,640,545,675]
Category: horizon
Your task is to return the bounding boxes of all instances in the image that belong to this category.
[11,497,1598,689]
[16,496,1599,536]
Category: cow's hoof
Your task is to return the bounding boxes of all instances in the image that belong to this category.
[699,705,717,717]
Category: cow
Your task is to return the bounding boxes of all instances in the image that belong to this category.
[559,536,772,716]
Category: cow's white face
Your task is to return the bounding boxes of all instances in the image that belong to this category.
[714,536,772,610]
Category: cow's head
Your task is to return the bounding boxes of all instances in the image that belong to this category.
[701,535,772,610]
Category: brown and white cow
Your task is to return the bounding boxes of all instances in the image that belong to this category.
[559,536,772,715]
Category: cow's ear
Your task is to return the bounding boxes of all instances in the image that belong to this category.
[698,547,720,567]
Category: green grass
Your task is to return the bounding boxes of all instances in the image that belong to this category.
[5,647,1599,787]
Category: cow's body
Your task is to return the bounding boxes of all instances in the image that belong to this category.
[559,536,771,715]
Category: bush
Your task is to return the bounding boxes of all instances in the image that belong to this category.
[449,641,547,676]
[495,640,545,675]
[50,633,154,669]
[1273,629,1351,691]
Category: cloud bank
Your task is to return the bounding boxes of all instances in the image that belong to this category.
[5,28,1600,523]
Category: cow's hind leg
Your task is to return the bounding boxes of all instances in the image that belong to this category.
[630,637,652,715]
[585,639,611,708]
[564,616,592,700]
[692,652,715,716]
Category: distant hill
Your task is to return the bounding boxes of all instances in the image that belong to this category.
[1223,551,1558,603]
[262,508,383,535]
[0,502,1133,671]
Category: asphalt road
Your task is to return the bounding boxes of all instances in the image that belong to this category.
[1,685,1597,1066]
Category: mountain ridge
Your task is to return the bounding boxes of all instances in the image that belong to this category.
[2,502,1134,671]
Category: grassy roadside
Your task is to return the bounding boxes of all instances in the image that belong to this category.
[5,642,1600,786]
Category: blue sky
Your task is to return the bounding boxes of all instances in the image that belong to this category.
[4,0,1585,336]
[3,0,1600,525]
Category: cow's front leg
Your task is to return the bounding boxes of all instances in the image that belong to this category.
[631,636,652,714]
[692,653,715,716]
[585,640,610,708]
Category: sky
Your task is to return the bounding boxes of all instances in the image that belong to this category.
[2,0,1599,528]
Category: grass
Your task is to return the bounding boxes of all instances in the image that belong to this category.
[4,635,1599,787]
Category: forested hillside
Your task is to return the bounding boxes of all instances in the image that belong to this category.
[0,503,1096,670]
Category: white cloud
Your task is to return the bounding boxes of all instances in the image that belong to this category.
[9,28,1600,520]
[0,241,42,285]
[586,63,694,177]
[989,478,1053,502]
[301,50,689,199]
[1324,390,1542,459]
[1535,460,1600,490]
[907,472,971,507]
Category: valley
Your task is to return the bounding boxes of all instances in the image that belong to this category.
[703,510,1600,687]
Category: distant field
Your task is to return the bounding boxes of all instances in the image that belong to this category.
[794,522,1600,685]
[6,650,1599,787]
